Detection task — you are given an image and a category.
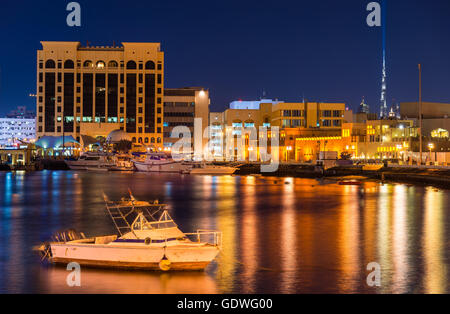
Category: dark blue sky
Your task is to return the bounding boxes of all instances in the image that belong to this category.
[0,0,449,115]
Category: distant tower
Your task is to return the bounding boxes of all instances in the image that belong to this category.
[395,101,400,119]
[379,0,388,119]
[359,97,370,114]
[261,89,267,100]
[388,107,396,119]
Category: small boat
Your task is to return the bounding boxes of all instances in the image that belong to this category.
[133,152,191,173]
[188,163,237,175]
[65,152,114,170]
[37,193,222,271]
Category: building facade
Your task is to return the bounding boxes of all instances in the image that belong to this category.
[0,107,36,147]
[209,101,346,161]
[36,41,164,149]
[163,87,210,152]
[401,101,450,139]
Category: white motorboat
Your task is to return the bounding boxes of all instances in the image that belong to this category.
[38,193,222,271]
[133,152,191,173]
[65,152,114,170]
[189,163,238,175]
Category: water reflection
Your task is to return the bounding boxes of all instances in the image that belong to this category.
[240,176,258,293]
[423,188,448,294]
[215,175,238,293]
[337,185,361,293]
[41,266,217,294]
[280,177,297,293]
[0,171,449,293]
[392,185,409,293]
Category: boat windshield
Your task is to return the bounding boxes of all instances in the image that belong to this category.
[131,211,177,231]
[147,220,177,229]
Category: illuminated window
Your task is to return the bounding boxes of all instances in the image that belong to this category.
[431,128,449,138]
[282,119,290,127]
[96,61,105,69]
[342,129,350,137]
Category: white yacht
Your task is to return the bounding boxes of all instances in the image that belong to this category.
[65,152,115,170]
[38,194,221,271]
[133,152,191,173]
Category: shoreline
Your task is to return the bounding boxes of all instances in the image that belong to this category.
[2,162,450,189]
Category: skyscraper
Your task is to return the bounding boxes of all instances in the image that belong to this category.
[36,41,164,147]
[359,97,370,114]
[379,0,388,119]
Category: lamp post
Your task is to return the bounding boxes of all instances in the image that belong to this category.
[428,143,434,165]
[419,64,423,165]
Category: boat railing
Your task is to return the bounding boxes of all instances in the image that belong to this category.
[184,230,222,249]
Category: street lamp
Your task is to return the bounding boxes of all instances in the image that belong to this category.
[428,143,434,164]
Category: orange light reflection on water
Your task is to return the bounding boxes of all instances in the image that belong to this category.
[423,188,448,294]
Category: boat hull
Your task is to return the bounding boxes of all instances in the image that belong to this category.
[51,257,209,271]
[49,242,219,271]
[109,166,135,171]
[65,161,113,170]
[134,161,190,173]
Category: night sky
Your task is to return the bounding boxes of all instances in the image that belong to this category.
[0,0,449,115]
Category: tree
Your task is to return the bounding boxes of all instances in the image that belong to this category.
[115,140,132,153]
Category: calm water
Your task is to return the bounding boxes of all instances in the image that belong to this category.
[0,170,449,294]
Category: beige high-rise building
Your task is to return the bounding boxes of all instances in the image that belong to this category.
[36,41,164,148]
[163,87,210,152]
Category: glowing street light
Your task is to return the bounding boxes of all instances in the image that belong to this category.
[428,143,434,164]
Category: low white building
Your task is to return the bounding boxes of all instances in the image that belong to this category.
[0,117,36,147]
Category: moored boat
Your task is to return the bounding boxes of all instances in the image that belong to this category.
[133,152,191,173]
[38,193,222,271]
[65,152,115,170]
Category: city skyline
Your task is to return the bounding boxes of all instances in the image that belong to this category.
[0,0,449,116]
[1,1,450,297]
